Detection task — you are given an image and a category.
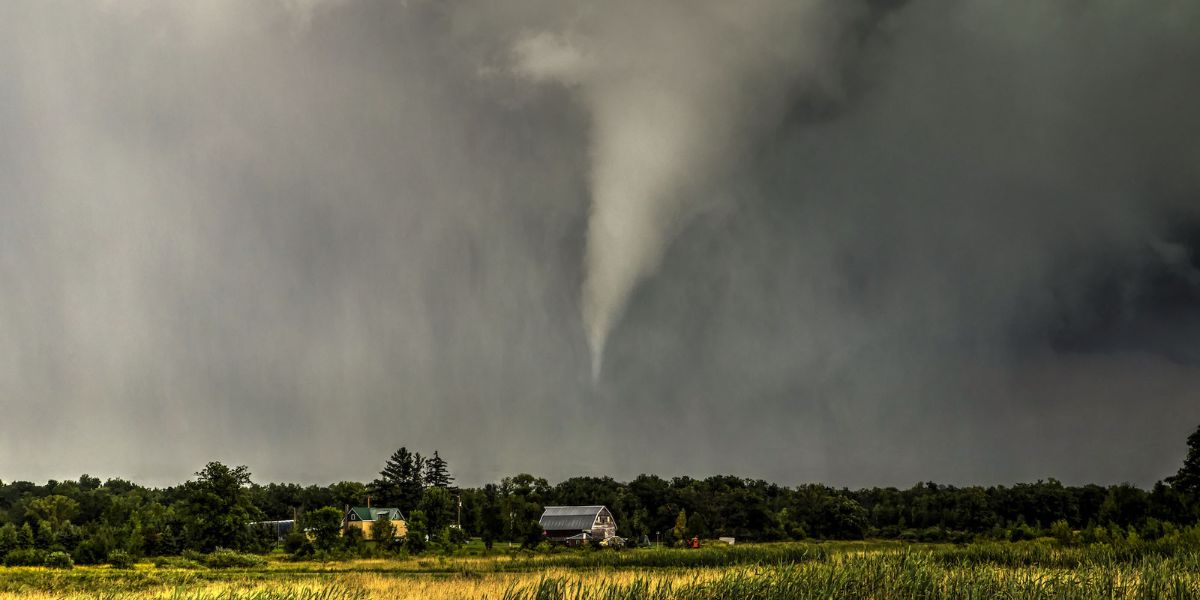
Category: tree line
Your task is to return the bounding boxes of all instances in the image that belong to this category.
[1,425,1198,564]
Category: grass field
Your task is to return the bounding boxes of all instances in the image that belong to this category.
[2,541,1198,599]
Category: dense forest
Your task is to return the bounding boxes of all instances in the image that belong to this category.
[2,426,1198,565]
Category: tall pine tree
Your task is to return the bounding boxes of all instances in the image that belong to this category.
[1168,424,1200,498]
[424,450,454,490]
[372,447,424,512]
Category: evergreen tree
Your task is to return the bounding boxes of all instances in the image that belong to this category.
[1168,424,1200,498]
[424,451,454,490]
[373,447,424,513]
[380,447,414,483]
[413,453,425,486]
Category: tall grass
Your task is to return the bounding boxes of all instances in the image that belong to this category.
[3,541,1198,599]
[497,552,1200,600]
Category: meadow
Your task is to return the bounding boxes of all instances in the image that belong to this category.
[2,540,1199,600]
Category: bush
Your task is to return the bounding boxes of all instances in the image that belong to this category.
[3,548,46,566]
[446,526,468,546]
[108,549,136,569]
[343,525,365,553]
[1009,524,1038,542]
[1050,520,1076,546]
[284,531,312,557]
[44,551,74,569]
[406,510,429,555]
[201,549,267,569]
[72,538,108,565]
[152,556,202,569]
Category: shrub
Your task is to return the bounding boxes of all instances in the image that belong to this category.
[1050,520,1076,546]
[3,548,46,566]
[284,531,312,557]
[201,549,267,569]
[1009,524,1038,542]
[108,549,136,569]
[44,551,74,569]
[371,516,396,550]
[152,556,202,569]
[343,525,365,553]
[446,526,468,546]
[406,510,428,555]
[71,538,108,565]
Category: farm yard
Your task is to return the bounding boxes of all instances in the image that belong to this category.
[2,540,1200,600]
[3,433,1200,599]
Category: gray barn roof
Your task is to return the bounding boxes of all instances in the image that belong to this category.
[539,505,607,532]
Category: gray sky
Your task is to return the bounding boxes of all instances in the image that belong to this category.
[1,0,1198,489]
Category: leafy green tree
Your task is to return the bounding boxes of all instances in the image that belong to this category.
[329,481,368,509]
[0,523,17,555]
[18,523,34,549]
[672,509,688,543]
[405,510,428,554]
[78,474,101,491]
[371,514,396,550]
[818,496,869,540]
[521,519,543,549]
[1100,484,1149,528]
[33,520,53,549]
[480,484,502,550]
[178,462,262,551]
[302,507,345,551]
[342,524,365,554]
[420,486,455,535]
[1149,481,1190,524]
[26,495,79,531]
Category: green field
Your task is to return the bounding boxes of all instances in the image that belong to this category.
[3,540,1199,600]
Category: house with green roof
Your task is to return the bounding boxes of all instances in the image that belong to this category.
[343,506,407,540]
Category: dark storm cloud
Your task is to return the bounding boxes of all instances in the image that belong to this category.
[0,0,1197,489]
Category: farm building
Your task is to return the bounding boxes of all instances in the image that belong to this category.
[342,506,407,540]
[539,505,617,544]
[247,519,294,541]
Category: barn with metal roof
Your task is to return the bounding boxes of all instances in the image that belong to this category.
[539,505,617,543]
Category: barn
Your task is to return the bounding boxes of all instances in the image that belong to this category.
[539,505,617,544]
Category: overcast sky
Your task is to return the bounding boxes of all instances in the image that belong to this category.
[1,0,1198,489]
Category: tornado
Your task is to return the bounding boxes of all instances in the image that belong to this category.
[513,2,861,379]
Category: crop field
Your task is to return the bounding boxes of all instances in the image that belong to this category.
[2,541,1199,600]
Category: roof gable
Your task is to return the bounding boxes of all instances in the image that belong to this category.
[539,506,612,532]
[347,507,405,522]
[541,506,606,517]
